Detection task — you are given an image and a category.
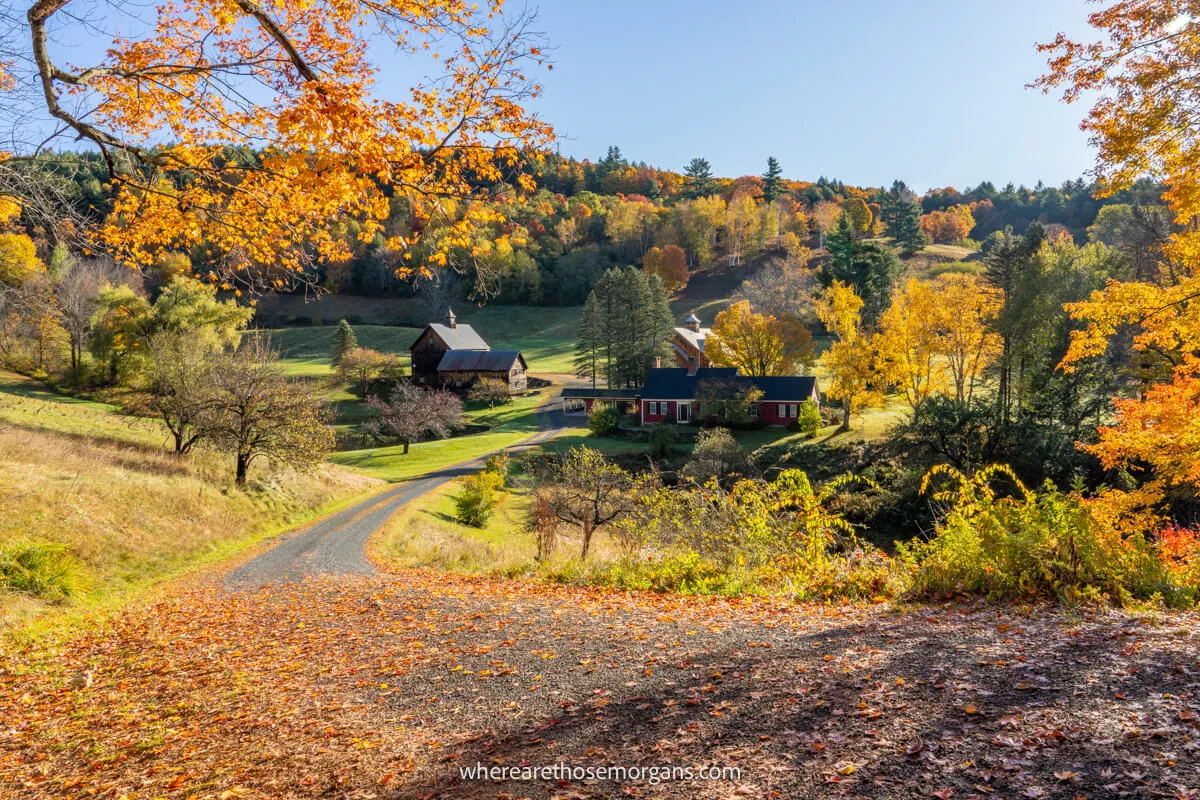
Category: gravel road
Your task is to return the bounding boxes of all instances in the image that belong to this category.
[224,403,575,590]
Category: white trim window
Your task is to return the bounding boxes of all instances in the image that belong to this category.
[677,402,690,423]
[789,403,799,418]
[647,401,658,416]
[749,404,758,418]
[777,403,787,418]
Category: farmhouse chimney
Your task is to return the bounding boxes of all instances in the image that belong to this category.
[685,313,702,333]
[444,307,457,329]
[651,356,662,370]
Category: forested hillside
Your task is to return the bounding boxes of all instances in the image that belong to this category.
[1,148,1173,312]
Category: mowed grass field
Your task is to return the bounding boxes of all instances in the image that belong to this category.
[259,304,586,380]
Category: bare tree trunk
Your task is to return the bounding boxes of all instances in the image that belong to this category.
[235,453,250,486]
[580,519,595,560]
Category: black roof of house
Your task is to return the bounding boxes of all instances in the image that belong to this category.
[640,367,817,402]
[560,387,642,400]
[437,349,526,372]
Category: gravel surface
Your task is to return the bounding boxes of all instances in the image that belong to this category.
[224,405,575,590]
[10,575,1199,800]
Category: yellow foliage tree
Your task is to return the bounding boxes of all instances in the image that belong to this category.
[9,0,554,290]
[933,273,1003,404]
[0,232,44,286]
[707,300,813,377]
[1038,2,1200,515]
[815,281,882,431]
[873,278,949,409]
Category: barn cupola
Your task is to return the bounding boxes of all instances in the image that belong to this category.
[444,307,457,329]
[685,313,702,333]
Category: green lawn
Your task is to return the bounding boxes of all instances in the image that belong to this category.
[330,428,539,482]
[0,370,166,449]
[258,309,583,379]
[453,305,581,375]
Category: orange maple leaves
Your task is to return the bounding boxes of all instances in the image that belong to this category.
[19,0,554,288]
[1040,1,1200,518]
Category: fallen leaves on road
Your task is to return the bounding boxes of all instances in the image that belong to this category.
[2,570,1198,798]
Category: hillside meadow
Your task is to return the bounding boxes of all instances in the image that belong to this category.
[0,371,380,632]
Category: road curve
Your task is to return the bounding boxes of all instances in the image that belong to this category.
[224,405,574,591]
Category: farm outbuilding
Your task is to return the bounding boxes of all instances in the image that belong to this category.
[437,349,528,392]
[409,308,528,391]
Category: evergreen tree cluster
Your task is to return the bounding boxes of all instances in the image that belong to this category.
[575,266,674,388]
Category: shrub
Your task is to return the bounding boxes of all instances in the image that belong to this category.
[648,425,676,460]
[901,464,1175,605]
[468,378,512,409]
[484,451,510,485]
[592,552,751,596]
[0,541,80,601]
[587,402,621,436]
[795,399,821,438]
[682,427,751,482]
[452,469,505,528]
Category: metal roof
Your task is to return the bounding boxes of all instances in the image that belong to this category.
[673,325,713,353]
[560,387,642,400]
[421,322,490,351]
[641,367,817,402]
[436,349,525,372]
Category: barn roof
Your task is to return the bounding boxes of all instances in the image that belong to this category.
[641,367,817,402]
[673,325,713,353]
[436,349,526,372]
[420,322,490,352]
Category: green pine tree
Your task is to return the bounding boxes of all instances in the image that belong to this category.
[822,216,904,328]
[574,292,603,388]
[579,266,675,388]
[762,156,784,204]
[880,180,928,256]
[330,319,358,365]
[683,157,715,199]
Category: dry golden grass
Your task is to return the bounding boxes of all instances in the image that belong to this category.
[0,418,379,630]
[373,482,624,576]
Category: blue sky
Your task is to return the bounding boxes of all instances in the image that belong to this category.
[518,0,1098,191]
[29,0,1099,193]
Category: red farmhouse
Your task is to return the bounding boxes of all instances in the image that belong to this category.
[639,367,820,426]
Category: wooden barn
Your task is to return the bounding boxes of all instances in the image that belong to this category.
[409,308,528,391]
[671,313,713,373]
[437,349,528,391]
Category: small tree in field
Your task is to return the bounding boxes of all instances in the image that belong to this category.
[206,339,335,486]
[330,319,358,365]
[538,447,634,560]
[136,332,216,454]
[468,377,512,409]
[453,469,504,528]
[796,399,821,438]
[336,346,401,397]
[362,383,463,454]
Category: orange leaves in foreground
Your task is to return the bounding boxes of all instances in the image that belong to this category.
[4,571,1199,799]
[17,0,554,288]
[1039,1,1200,517]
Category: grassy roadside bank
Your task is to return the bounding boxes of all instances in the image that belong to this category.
[0,370,382,640]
